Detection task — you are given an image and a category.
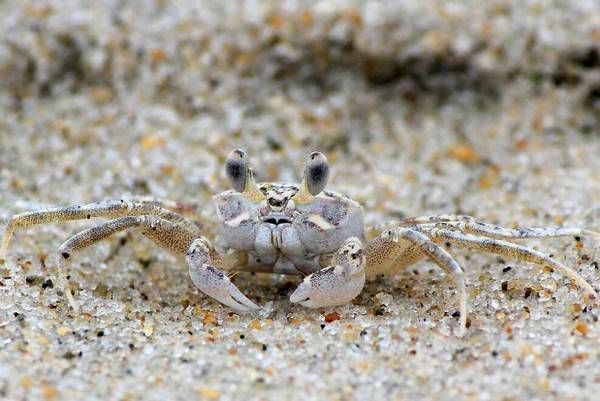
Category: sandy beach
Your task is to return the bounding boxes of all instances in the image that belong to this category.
[1,1,599,400]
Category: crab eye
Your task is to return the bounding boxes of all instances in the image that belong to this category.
[304,151,330,195]
[226,149,248,192]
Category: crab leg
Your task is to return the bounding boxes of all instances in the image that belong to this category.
[0,200,200,262]
[367,228,468,336]
[54,215,197,311]
[129,196,216,229]
[432,221,598,240]
[402,214,476,225]
[403,214,600,241]
[425,228,598,301]
[51,215,256,313]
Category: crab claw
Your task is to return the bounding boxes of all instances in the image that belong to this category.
[189,264,259,312]
[187,238,259,313]
[290,237,366,308]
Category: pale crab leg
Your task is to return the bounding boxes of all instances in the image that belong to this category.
[404,216,600,242]
[47,214,256,313]
[0,200,200,263]
[54,215,198,312]
[129,196,217,229]
[402,214,476,225]
[366,228,468,337]
[425,228,598,301]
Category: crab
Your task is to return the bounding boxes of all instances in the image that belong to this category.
[1,149,599,336]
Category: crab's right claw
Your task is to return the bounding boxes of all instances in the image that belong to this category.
[187,239,258,313]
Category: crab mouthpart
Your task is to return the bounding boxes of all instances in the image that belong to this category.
[262,213,293,225]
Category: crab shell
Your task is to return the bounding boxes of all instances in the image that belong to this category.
[214,183,364,275]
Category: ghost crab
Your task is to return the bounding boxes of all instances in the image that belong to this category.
[1,150,599,336]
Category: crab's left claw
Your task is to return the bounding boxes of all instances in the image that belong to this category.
[290,237,366,308]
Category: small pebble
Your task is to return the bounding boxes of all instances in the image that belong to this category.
[324,312,341,323]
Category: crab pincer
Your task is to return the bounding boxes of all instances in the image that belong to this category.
[187,237,259,312]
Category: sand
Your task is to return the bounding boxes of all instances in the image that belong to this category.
[1,1,599,400]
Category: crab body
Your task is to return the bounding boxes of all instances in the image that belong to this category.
[215,183,364,275]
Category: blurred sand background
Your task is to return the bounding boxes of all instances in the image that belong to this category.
[0,1,599,400]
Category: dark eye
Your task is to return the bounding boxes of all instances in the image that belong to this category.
[304,151,329,195]
[226,149,248,192]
